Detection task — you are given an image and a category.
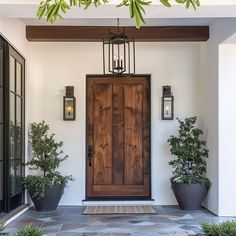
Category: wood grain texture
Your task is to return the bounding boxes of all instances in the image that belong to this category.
[26,26,209,42]
[113,85,124,185]
[86,78,94,197]
[124,84,143,185]
[143,79,150,176]
[93,84,113,185]
[86,75,151,199]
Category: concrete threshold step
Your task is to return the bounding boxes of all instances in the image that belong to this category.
[0,204,31,225]
[82,200,155,206]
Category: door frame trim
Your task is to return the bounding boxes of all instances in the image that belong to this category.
[85,74,152,200]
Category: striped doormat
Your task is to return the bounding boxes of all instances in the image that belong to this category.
[83,206,156,215]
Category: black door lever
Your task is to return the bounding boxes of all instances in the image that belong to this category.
[88,145,94,167]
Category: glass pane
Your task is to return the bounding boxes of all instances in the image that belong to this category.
[64,98,75,120]
[16,62,21,96]
[10,160,16,196]
[0,125,2,161]
[10,56,15,92]
[9,126,15,159]
[15,160,22,194]
[16,127,22,159]
[0,43,3,87]
[163,98,172,119]
[0,161,3,200]
[16,97,21,127]
[0,87,2,123]
[10,93,15,126]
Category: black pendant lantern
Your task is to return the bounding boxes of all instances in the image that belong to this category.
[161,86,174,120]
[103,19,135,75]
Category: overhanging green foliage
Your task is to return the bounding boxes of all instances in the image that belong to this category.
[37,0,200,28]
[167,117,211,187]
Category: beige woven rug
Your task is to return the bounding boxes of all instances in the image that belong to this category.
[83,206,156,215]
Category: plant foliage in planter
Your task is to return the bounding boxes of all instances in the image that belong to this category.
[167,116,211,187]
[202,221,236,236]
[22,121,73,199]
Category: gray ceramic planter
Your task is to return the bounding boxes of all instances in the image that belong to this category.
[29,184,64,211]
[172,182,208,211]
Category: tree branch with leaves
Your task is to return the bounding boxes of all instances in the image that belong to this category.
[37,0,200,28]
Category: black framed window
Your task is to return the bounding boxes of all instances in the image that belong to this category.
[0,38,4,213]
[0,36,25,213]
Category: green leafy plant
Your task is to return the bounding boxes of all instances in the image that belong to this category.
[37,0,200,28]
[0,223,4,232]
[16,224,43,236]
[202,221,236,236]
[167,116,211,187]
[22,121,73,198]
[0,223,7,236]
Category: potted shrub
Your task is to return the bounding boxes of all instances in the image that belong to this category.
[22,121,73,211]
[167,116,211,211]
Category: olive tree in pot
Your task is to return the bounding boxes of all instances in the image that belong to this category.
[22,121,73,211]
[167,116,211,211]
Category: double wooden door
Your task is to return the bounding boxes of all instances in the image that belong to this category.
[86,75,151,199]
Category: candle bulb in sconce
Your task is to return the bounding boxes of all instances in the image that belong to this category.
[67,106,73,116]
[165,106,169,115]
[117,57,120,68]
[120,56,123,68]
[113,56,118,68]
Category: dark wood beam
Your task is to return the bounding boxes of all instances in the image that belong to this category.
[26,26,209,42]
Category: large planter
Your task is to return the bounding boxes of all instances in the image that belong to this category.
[172,182,208,211]
[29,184,64,211]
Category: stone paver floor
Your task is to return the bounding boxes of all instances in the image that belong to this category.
[4,205,236,236]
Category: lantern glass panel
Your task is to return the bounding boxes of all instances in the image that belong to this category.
[64,98,75,120]
[163,97,173,119]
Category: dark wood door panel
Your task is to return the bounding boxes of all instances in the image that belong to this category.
[124,84,143,185]
[93,84,113,185]
[92,176,150,198]
[113,84,124,185]
[86,75,151,199]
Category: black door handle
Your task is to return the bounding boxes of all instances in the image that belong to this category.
[88,145,94,167]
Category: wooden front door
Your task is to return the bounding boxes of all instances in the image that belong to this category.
[86,75,151,199]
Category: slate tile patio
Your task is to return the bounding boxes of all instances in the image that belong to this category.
[4,206,236,236]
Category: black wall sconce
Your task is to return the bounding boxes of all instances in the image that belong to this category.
[63,86,76,121]
[162,86,174,120]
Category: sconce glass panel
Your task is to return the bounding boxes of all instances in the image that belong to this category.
[162,96,174,120]
[64,97,76,121]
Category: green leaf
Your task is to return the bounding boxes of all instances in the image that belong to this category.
[36,0,201,28]
[160,0,171,7]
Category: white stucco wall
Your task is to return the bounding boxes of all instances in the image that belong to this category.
[202,19,236,216]
[0,18,28,57]
[218,44,236,216]
[27,42,204,206]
